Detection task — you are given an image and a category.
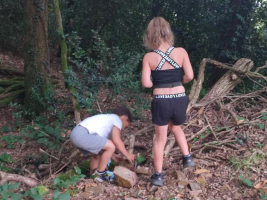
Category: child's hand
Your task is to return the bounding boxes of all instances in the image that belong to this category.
[126,153,135,163]
[112,154,123,163]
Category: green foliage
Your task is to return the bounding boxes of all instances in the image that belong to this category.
[256,123,265,130]
[262,113,267,120]
[259,189,267,200]
[137,154,145,165]
[1,125,10,133]
[24,185,49,200]
[52,189,71,200]
[239,175,253,187]
[0,182,22,200]
[0,153,15,163]
[54,167,85,188]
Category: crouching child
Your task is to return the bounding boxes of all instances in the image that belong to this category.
[70,106,135,182]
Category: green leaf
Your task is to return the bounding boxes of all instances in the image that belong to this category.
[90,174,97,179]
[261,113,267,120]
[1,125,10,133]
[75,166,81,175]
[10,193,24,200]
[57,193,71,200]
[225,126,230,131]
[200,134,204,139]
[31,188,38,195]
[37,185,48,196]
[52,189,60,198]
[2,190,8,199]
[137,154,145,164]
[244,179,252,187]
[256,123,264,130]
[31,194,43,200]
[2,181,8,191]
[8,183,20,190]
[54,177,61,185]
[7,145,16,149]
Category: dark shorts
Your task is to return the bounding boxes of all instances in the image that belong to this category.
[151,93,189,126]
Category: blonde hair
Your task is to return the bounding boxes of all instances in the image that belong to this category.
[143,17,174,50]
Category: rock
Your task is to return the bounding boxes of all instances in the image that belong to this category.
[84,185,105,195]
[197,175,207,186]
[220,184,231,193]
[178,180,190,188]
[136,166,149,174]
[113,166,138,188]
[189,190,202,196]
[172,170,186,180]
[155,188,169,199]
[80,192,93,199]
[234,192,243,199]
[189,182,201,191]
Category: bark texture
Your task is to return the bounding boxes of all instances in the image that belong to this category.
[24,0,49,115]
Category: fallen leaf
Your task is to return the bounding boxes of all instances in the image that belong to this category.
[61,132,66,137]
[34,127,40,130]
[254,180,267,193]
[198,107,205,115]
[197,175,207,185]
[194,169,210,174]
[237,120,244,125]
[188,143,192,153]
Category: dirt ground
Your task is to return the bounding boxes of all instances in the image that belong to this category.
[0,51,266,200]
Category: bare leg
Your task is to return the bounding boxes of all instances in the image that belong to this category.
[90,154,101,174]
[168,122,189,155]
[97,140,115,172]
[153,125,168,173]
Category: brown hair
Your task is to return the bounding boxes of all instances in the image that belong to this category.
[113,106,133,122]
[143,17,174,50]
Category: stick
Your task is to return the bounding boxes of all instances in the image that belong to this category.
[134,125,154,136]
[187,125,209,142]
[96,100,102,113]
[128,135,135,154]
[164,136,176,157]
[0,171,39,187]
[204,114,218,140]
[39,148,59,160]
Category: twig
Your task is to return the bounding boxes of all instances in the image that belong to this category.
[204,114,218,140]
[187,125,209,142]
[39,148,59,160]
[96,100,102,113]
[134,125,154,136]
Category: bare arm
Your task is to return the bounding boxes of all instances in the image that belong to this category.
[112,126,135,162]
[181,48,194,83]
[141,54,153,88]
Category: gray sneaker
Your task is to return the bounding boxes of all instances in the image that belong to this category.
[183,155,195,168]
[150,173,163,187]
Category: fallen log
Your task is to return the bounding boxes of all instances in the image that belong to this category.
[0,171,39,187]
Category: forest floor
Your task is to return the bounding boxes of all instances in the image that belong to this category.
[0,51,266,200]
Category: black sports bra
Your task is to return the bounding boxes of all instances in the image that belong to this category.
[151,47,183,88]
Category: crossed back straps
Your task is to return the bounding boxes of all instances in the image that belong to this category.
[154,47,181,70]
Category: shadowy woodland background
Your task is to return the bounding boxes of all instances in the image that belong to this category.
[0,0,267,200]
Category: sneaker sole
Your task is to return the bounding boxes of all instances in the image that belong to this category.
[183,162,195,168]
[150,179,163,187]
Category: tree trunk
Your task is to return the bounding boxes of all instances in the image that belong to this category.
[53,0,81,124]
[199,58,254,105]
[23,0,49,116]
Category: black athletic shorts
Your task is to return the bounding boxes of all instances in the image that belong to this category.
[151,93,189,126]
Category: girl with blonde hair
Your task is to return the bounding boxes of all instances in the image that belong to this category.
[142,17,195,187]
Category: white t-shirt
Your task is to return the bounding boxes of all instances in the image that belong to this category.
[78,114,122,139]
